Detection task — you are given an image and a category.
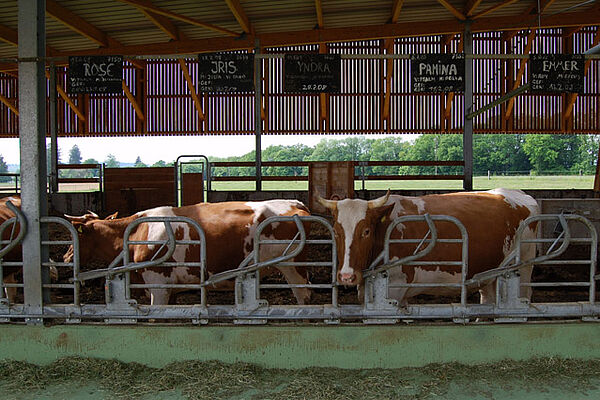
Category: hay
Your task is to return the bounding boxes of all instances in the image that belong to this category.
[0,357,599,399]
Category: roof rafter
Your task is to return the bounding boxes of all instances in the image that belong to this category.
[464,0,483,17]
[1,7,597,67]
[46,0,114,47]
[128,0,187,41]
[0,23,18,46]
[390,0,405,23]
[115,0,239,37]
[539,0,558,14]
[436,0,466,21]
[315,0,324,28]
[225,0,253,34]
[473,0,520,20]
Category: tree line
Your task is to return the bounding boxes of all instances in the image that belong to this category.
[1,134,598,182]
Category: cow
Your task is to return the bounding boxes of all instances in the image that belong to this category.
[63,200,312,305]
[1,195,22,302]
[316,188,540,305]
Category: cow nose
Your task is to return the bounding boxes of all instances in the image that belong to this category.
[338,272,357,285]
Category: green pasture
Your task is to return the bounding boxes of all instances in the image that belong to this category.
[0,175,595,194]
[211,174,595,191]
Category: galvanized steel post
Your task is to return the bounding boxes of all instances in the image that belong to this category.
[18,0,50,324]
[463,22,473,191]
[254,39,262,191]
[49,63,59,194]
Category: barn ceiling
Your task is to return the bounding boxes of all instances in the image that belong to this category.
[0,0,598,62]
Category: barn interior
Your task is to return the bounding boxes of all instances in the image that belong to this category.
[1,0,600,382]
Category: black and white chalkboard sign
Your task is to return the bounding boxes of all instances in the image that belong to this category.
[68,56,123,94]
[198,53,254,93]
[411,54,465,93]
[530,54,584,93]
[284,54,341,93]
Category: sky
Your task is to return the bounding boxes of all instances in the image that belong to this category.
[0,134,416,166]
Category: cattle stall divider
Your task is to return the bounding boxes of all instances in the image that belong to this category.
[0,211,599,324]
[0,200,25,320]
[362,214,469,324]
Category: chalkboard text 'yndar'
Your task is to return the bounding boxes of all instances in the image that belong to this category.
[296,61,331,73]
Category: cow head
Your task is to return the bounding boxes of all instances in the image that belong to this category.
[63,212,121,265]
[317,191,394,285]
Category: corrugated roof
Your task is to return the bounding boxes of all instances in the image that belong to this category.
[0,0,598,60]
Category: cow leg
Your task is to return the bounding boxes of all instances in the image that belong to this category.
[3,272,18,303]
[276,266,311,305]
[148,289,170,306]
[479,281,496,304]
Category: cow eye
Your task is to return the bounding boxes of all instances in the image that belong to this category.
[363,228,370,237]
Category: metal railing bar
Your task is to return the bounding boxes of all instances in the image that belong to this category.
[260,284,334,289]
[523,282,591,287]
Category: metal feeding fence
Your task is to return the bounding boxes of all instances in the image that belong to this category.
[0,200,598,324]
[0,28,598,138]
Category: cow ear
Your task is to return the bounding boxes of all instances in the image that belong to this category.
[73,222,89,234]
[105,212,118,220]
[375,203,394,224]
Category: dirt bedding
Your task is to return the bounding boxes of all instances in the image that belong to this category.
[0,357,599,399]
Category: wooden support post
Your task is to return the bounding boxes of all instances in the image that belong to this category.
[45,70,86,121]
[319,42,329,132]
[135,65,146,134]
[504,29,536,121]
[382,38,394,133]
[122,80,145,122]
[0,93,18,115]
[178,58,205,131]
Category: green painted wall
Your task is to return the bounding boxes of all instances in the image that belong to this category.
[0,323,599,368]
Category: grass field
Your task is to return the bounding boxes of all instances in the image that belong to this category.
[211,175,595,191]
[0,175,595,194]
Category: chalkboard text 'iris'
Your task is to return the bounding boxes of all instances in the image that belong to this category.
[210,61,237,74]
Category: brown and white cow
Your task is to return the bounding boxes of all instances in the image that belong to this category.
[1,195,22,301]
[317,188,539,304]
[64,200,312,305]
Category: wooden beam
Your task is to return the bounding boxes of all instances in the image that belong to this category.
[319,43,328,131]
[46,0,111,47]
[442,33,456,46]
[315,0,324,28]
[115,0,239,37]
[564,26,600,119]
[3,8,598,63]
[504,29,536,120]
[563,26,583,37]
[225,0,252,33]
[473,0,520,20]
[122,80,144,121]
[45,70,86,122]
[464,0,483,17]
[436,0,466,20]
[0,23,18,46]
[391,0,405,23]
[178,59,205,121]
[141,10,185,41]
[540,0,558,14]
[382,39,394,120]
[0,93,18,116]
[444,34,463,121]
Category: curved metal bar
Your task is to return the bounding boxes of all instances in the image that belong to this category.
[0,201,26,259]
[203,214,337,287]
[365,213,440,277]
[469,214,577,285]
